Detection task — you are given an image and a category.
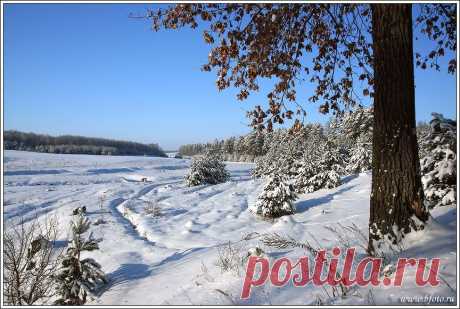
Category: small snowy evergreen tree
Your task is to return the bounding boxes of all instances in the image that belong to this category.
[293,158,319,193]
[54,214,107,305]
[275,145,299,178]
[250,174,297,218]
[420,113,457,208]
[294,140,345,193]
[252,125,326,179]
[252,156,269,178]
[347,135,372,173]
[417,120,431,158]
[251,129,285,178]
[329,106,373,174]
[185,151,230,186]
[337,106,373,141]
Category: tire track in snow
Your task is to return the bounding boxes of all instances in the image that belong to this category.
[4,189,93,224]
[108,180,184,247]
[132,180,183,200]
[107,197,158,245]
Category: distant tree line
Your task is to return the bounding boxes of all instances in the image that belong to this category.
[178,131,266,162]
[179,122,333,163]
[4,130,167,157]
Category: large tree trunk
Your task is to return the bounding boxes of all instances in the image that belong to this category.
[368,4,429,256]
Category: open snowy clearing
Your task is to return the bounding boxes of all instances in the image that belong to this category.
[3,150,457,305]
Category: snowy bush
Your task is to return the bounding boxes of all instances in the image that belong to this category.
[215,241,246,275]
[250,174,297,218]
[185,151,230,186]
[54,214,107,305]
[420,113,456,208]
[144,201,162,217]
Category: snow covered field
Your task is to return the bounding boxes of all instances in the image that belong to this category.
[3,150,457,305]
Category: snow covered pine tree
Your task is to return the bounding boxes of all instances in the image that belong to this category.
[54,214,107,305]
[420,113,457,208]
[294,140,345,193]
[348,136,373,174]
[327,106,373,174]
[185,151,230,186]
[340,106,373,173]
[251,173,297,218]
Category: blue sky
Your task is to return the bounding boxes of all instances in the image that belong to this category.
[4,4,457,150]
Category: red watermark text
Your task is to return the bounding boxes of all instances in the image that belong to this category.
[241,247,441,299]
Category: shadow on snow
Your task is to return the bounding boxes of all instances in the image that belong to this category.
[295,184,358,214]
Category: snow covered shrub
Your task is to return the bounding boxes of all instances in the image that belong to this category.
[54,214,107,305]
[144,201,162,217]
[185,151,230,186]
[215,241,246,275]
[4,217,61,305]
[250,174,297,218]
[294,140,345,193]
[420,113,457,208]
[72,206,86,216]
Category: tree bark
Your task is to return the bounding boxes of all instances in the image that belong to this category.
[368,4,429,256]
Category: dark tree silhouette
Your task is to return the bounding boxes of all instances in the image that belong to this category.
[4,130,167,157]
[145,3,456,254]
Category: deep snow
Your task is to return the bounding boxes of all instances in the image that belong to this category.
[2,150,457,305]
